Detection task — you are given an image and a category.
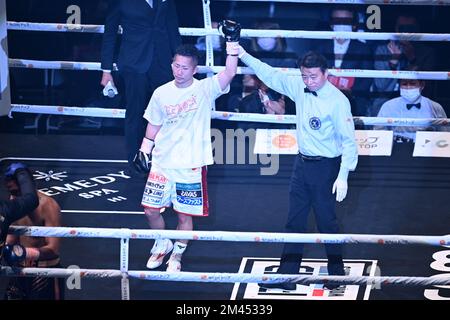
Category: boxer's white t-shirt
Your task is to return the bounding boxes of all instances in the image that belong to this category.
[143,75,229,169]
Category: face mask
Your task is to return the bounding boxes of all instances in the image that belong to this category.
[210,36,222,50]
[400,87,421,102]
[332,24,353,32]
[257,38,277,51]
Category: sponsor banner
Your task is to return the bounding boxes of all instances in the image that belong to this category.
[254,129,299,155]
[255,129,393,156]
[0,0,11,116]
[231,257,378,300]
[0,158,144,214]
[355,130,393,156]
[413,132,450,158]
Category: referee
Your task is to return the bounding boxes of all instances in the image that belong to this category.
[238,48,358,291]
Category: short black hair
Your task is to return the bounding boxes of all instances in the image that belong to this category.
[330,5,357,26]
[174,44,200,66]
[298,51,328,73]
[400,64,425,86]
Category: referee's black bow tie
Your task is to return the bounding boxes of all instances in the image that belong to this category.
[304,87,317,96]
[406,103,421,110]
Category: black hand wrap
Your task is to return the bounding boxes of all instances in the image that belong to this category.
[218,20,241,42]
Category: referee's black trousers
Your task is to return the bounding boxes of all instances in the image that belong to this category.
[278,154,345,276]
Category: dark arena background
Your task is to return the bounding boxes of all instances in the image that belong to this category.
[1,0,450,302]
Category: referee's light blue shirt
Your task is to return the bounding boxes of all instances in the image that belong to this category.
[241,53,358,172]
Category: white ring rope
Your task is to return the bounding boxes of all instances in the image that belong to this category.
[129,271,450,287]
[9,226,450,246]
[214,0,450,5]
[9,59,450,80]
[9,58,118,72]
[11,104,126,119]
[1,267,450,287]
[196,66,450,81]
[7,22,450,42]
[6,224,449,291]
[0,266,122,278]
[9,104,450,127]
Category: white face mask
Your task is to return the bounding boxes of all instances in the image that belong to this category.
[400,88,421,102]
[257,38,277,51]
[332,24,353,32]
[211,36,222,50]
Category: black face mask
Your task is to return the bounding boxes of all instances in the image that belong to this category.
[397,24,419,33]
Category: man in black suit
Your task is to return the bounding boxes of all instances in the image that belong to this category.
[314,6,373,116]
[100,0,181,169]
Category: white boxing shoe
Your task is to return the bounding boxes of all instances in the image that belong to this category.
[146,239,173,269]
[166,241,187,273]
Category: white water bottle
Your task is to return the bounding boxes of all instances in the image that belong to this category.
[103,81,118,98]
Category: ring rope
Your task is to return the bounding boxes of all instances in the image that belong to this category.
[9,59,450,80]
[7,22,450,42]
[10,226,450,246]
[1,267,450,287]
[9,104,450,127]
[213,0,450,5]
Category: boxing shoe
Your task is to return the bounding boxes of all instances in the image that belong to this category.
[166,241,187,273]
[146,239,173,269]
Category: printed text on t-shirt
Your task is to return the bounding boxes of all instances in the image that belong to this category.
[165,95,198,118]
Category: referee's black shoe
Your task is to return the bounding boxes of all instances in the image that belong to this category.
[323,283,345,291]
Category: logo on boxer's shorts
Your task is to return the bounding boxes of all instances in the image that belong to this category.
[176,183,202,206]
[142,194,163,206]
[309,117,321,130]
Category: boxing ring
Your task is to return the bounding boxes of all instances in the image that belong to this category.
[1,226,450,300]
[2,0,450,300]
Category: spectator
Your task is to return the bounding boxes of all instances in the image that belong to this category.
[195,21,226,66]
[236,75,290,130]
[376,72,447,142]
[248,20,298,68]
[314,6,373,116]
[372,13,437,116]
